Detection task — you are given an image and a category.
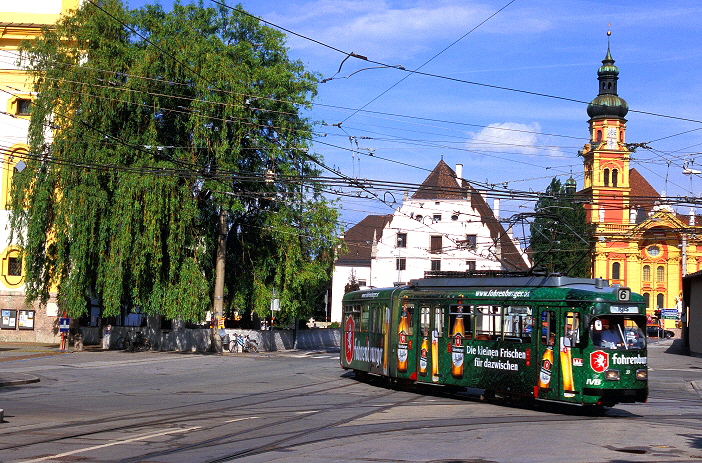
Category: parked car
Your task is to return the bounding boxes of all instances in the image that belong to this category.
[646,325,675,339]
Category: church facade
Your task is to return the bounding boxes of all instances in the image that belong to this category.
[580,41,702,327]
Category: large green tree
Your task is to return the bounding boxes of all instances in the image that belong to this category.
[529,178,591,278]
[12,0,341,323]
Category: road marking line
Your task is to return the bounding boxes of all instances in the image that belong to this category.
[225,416,260,423]
[18,427,201,463]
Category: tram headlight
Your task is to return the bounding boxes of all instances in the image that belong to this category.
[604,369,620,381]
[636,369,648,381]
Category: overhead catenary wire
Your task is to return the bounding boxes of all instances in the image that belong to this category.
[6,2,702,246]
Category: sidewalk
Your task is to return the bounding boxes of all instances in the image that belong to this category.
[0,342,74,387]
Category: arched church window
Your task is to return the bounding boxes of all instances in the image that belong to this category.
[643,265,651,282]
[612,169,618,187]
[596,129,602,141]
[603,168,610,186]
[643,293,650,309]
[656,266,665,283]
[612,262,621,280]
[656,293,664,309]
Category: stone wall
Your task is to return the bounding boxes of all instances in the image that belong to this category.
[81,325,341,352]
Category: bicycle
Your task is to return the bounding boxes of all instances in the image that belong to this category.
[229,334,258,353]
[116,332,151,351]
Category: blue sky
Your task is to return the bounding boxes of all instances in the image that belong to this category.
[125,0,702,231]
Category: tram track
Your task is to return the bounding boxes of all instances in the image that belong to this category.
[116,388,422,463]
[0,374,357,451]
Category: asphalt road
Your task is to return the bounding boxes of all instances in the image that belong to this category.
[0,339,700,463]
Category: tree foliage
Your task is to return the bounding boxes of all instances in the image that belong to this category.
[529,178,591,278]
[12,0,341,322]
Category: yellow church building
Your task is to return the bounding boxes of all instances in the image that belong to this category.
[579,40,701,328]
[0,0,79,341]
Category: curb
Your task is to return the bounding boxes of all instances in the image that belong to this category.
[0,373,41,388]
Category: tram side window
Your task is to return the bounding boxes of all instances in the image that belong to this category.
[434,305,444,337]
[540,310,556,346]
[449,304,473,340]
[369,305,383,333]
[360,305,369,332]
[564,311,581,347]
[503,306,532,343]
[475,305,500,340]
[401,303,415,336]
[344,305,361,330]
[420,305,431,336]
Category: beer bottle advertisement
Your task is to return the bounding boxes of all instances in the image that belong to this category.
[451,302,465,379]
[397,301,409,373]
[419,335,429,376]
[560,337,575,397]
[431,329,439,382]
[538,336,554,389]
[382,307,390,375]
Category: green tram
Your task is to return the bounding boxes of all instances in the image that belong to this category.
[341,273,648,407]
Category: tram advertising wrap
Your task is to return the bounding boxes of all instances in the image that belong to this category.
[340,273,648,408]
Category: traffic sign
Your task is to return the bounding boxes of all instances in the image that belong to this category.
[59,318,70,333]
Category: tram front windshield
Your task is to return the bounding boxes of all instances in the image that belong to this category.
[590,316,645,350]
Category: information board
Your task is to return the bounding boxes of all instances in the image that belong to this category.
[18,310,35,330]
[1,309,17,329]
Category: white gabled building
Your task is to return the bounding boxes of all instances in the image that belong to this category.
[330,160,530,322]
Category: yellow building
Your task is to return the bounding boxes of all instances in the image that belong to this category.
[0,0,79,341]
[580,41,701,329]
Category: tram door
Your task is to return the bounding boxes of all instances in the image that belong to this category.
[394,300,415,379]
[416,303,443,383]
[536,309,582,400]
[536,309,560,400]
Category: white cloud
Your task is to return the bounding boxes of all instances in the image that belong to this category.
[274,0,553,62]
[466,122,543,155]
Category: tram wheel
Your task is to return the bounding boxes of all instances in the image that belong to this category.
[480,389,496,401]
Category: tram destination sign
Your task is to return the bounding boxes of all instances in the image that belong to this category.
[609,305,638,314]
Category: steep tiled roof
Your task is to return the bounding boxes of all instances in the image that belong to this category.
[416,159,527,271]
[630,168,659,213]
[336,214,393,266]
[411,160,466,199]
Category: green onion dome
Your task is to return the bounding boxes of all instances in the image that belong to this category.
[587,46,628,119]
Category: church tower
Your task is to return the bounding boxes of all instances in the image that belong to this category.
[580,33,632,228]
[581,35,702,324]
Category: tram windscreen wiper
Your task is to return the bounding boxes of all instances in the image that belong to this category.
[617,324,628,350]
